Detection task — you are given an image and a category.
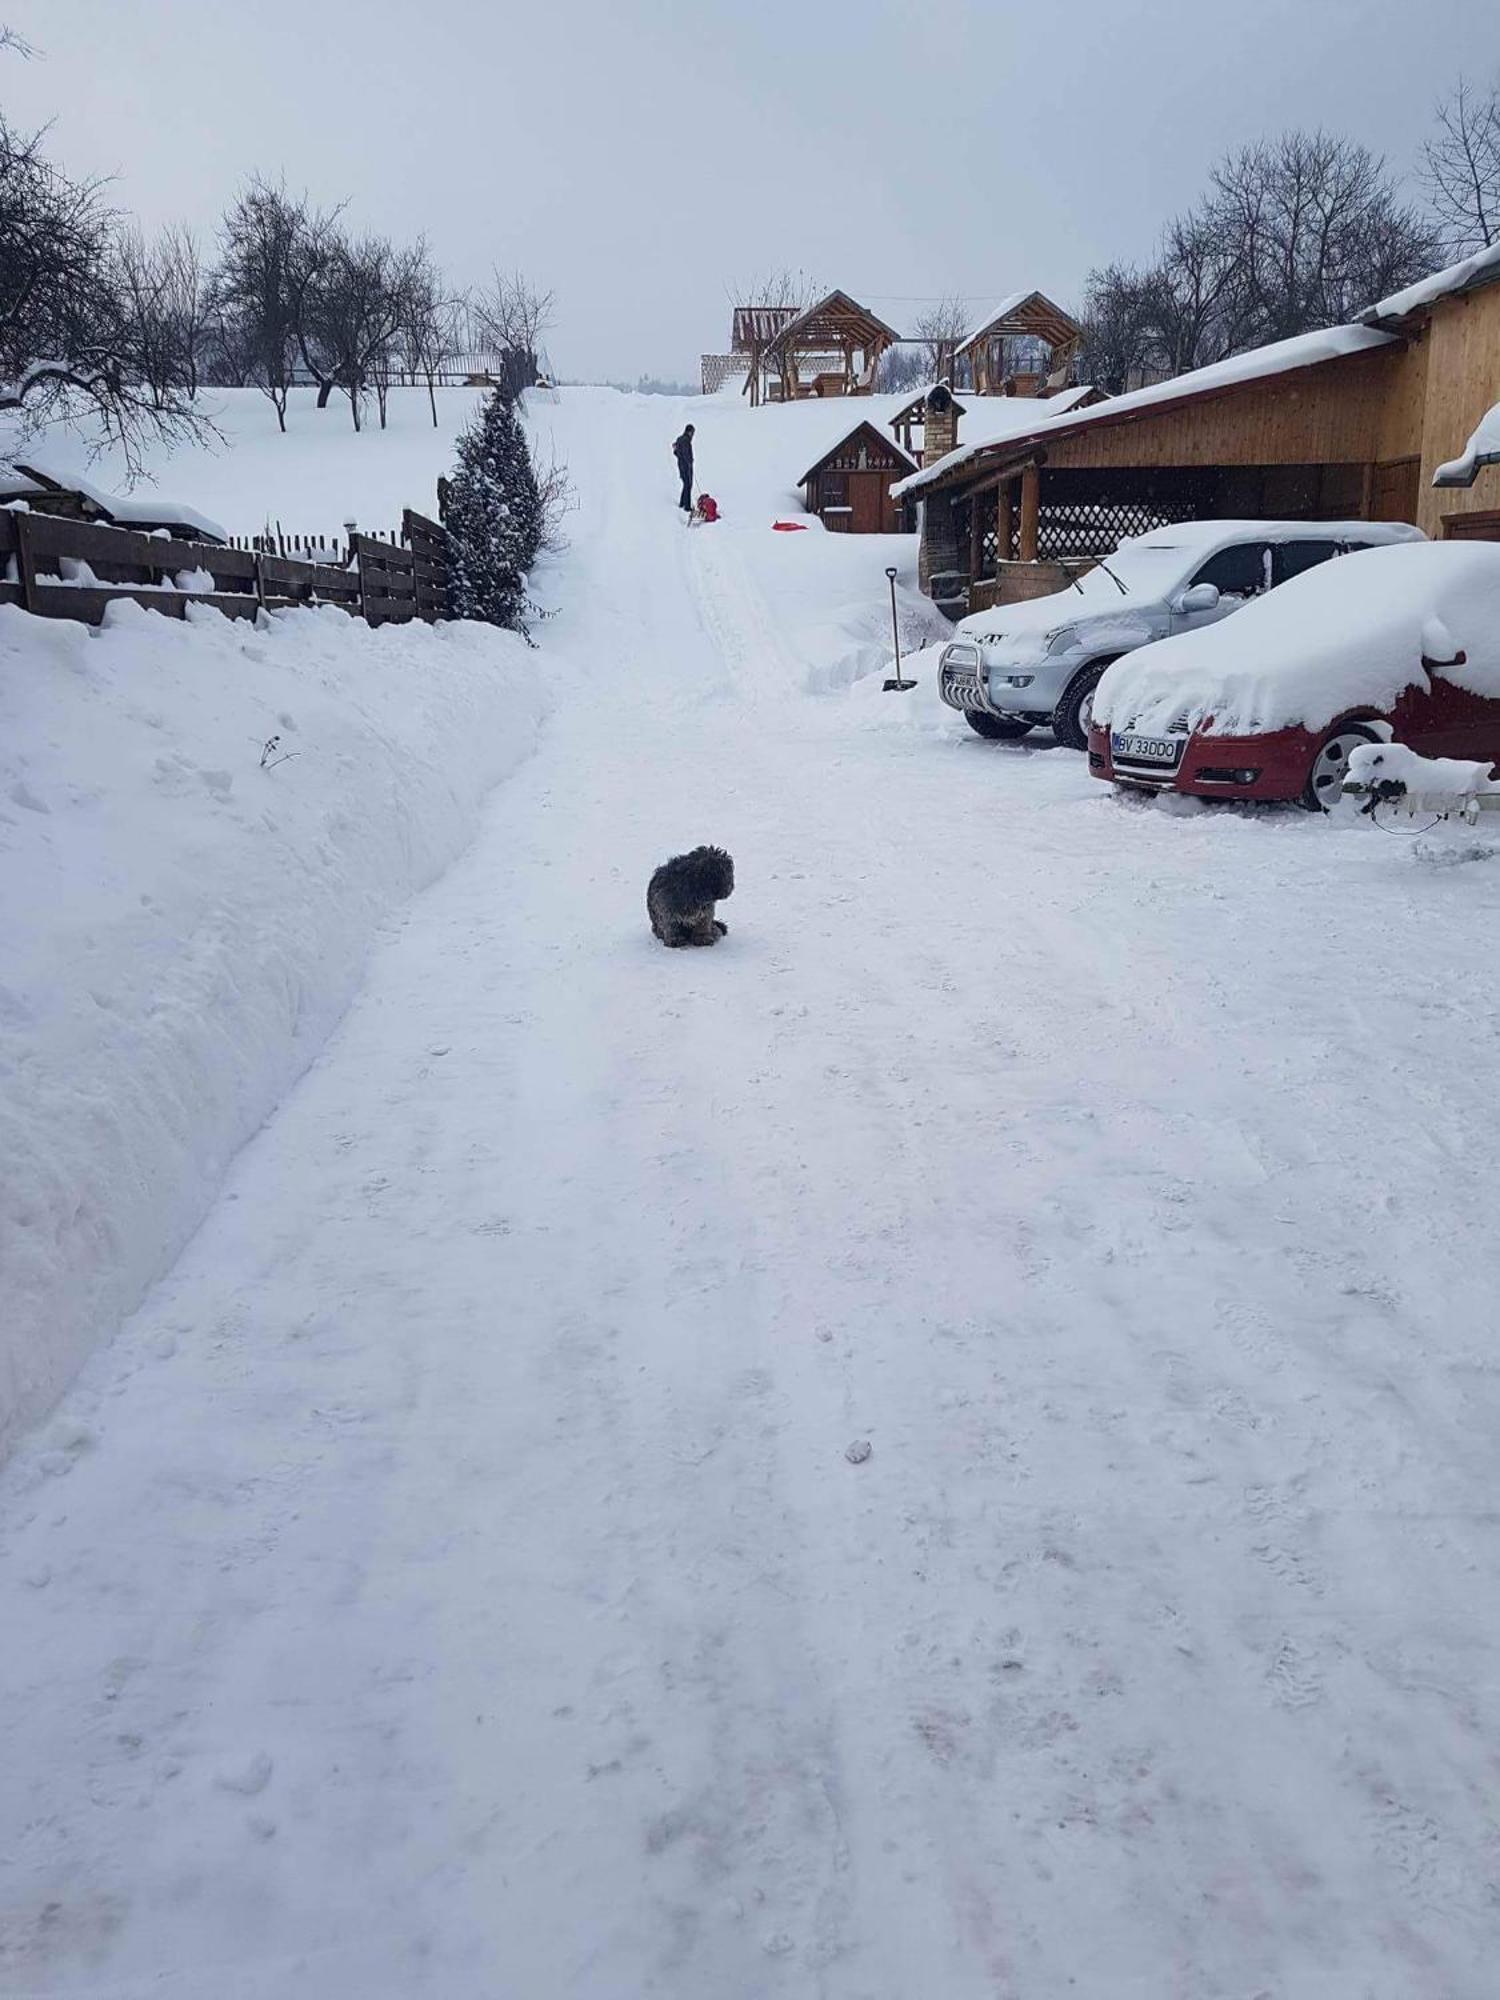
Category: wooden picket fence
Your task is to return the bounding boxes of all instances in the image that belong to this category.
[0,507,450,629]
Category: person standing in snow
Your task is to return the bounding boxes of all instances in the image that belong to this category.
[673,424,695,516]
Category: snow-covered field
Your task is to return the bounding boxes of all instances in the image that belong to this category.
[5,386,1500,1996]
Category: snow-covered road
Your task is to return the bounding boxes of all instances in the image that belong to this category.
[6,389,1500,1998]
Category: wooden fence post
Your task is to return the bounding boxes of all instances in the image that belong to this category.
[14,511,37,614]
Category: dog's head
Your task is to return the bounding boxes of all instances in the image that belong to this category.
[683,845,734,902]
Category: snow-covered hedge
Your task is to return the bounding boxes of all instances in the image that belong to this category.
[0,599,545,1454]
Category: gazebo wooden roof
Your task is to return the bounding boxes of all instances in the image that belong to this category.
[732,305,800,352]
[955,290,1082,359]
[765,290,900,364]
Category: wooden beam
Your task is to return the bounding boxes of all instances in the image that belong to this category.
[997,479,1014,565]
[1019,463,1040,562]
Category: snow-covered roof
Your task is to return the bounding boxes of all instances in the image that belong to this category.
[1360,241,1500,328]
[1433,400,1500,488]
[13,453,227,543]
[796,413,918,487]
[956,290,1080,355]
[1094,539,1500,741]
[104,494,229,544]
[957,292,1032,352]
[892,324,1399,499]
[793,393,924,486]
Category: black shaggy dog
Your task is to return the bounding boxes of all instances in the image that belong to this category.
[647,845,734,947]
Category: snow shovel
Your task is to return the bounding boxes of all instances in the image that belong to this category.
[883,567,916,691]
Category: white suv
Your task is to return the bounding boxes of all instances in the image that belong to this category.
[938,520,1424,750]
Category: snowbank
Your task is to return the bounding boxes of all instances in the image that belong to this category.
[1094,540,1500,738]
[0,599,545,1453]
[1347,739,1500,795]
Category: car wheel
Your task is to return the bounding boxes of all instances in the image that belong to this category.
[964,711,1035,741]
[1301,722,1380,812]
[1052,660,1113,752]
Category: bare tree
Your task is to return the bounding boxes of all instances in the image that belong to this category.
[1423,77,1500,256]
[913,294,970,383]
[1082,129,1438,391]
[395,247,453,426]
[114,223,209,406]
[471,268,554,397]
[1078,263,1162,393]
[210,178,312,430]
[302,231,420,431]
[0,116,212,473]
[1204,132,1437,345]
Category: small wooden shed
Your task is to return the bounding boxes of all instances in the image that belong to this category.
[799,419,917,533]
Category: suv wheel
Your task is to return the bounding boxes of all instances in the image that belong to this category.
[964,711,1035,741]
[1052,660,1113,752]
[1301,722,1379,812]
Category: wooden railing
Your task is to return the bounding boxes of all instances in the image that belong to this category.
[0,507,450,630]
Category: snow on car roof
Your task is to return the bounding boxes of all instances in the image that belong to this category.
[1094,539,1500,742]
[893,324,1398,500]
[1112,518,1421,552]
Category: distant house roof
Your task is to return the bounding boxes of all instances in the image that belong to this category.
[956,290,1082,355]
[797,416,918,488]
[892,323,1399,499]
[1360,241,1500,329]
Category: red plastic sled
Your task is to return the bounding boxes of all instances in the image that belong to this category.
[772,520,808,532]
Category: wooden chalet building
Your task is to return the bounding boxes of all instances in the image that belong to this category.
[896,242,1500,615]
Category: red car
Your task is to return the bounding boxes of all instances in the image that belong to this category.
[1089,540,1500,809]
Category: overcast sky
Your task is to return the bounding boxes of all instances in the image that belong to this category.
[9,0,1500,383]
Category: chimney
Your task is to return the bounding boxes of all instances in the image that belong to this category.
[923,380,959,465]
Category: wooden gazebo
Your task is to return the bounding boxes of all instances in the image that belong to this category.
[760,291,900,403]
[954,291,1082,397]
[732,305,800,407]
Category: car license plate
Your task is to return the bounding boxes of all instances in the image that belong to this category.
[1112,731,1181,766]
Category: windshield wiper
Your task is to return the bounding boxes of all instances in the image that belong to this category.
[1093,557,1129,596]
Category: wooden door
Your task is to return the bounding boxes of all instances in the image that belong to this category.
[1370,458,1420,522]
[850,473,884,534]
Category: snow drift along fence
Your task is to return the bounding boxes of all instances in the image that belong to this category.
[0,507,450,630]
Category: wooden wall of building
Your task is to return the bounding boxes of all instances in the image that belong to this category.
[1414,283,1500,538]
[1042,346,1411,477]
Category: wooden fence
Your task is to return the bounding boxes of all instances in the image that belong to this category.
[0,507,450,630]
